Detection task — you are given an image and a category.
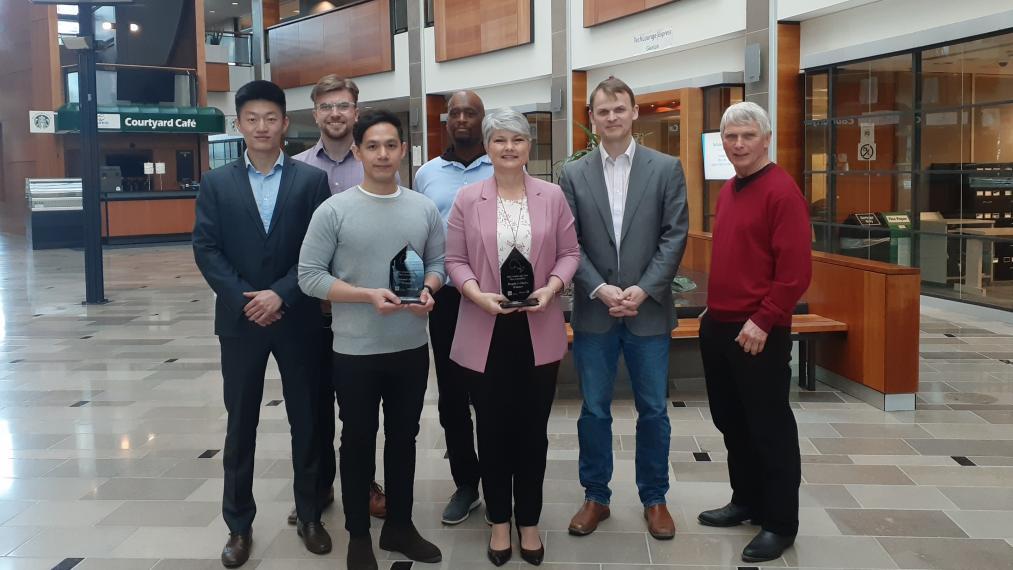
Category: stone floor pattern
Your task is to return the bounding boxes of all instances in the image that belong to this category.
[0,235,1011,570]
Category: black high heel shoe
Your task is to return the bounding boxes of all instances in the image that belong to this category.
[517,526,544,566]
[487,523,512,566]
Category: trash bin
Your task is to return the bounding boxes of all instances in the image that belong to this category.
[878,212,912,266]
[840,212,891,262]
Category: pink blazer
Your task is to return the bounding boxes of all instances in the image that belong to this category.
[445,174,581,373]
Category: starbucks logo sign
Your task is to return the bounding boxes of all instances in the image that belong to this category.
[28,111,56,134]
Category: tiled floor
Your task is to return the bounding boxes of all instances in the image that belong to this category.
[0,235,1012,569]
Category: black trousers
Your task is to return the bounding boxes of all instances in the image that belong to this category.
[428,286,480,489]
[699,315,800,536]
[333,345,429,536]
[466,313,558,527]
[316,320,337,505]
[220,328,322,533]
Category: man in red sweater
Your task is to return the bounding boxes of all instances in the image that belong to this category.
[697,102,811,563]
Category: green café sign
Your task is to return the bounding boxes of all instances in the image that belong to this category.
[56,104,225,134]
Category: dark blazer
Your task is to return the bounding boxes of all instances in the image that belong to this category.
[193,156,330,337]
[560,144,689,336]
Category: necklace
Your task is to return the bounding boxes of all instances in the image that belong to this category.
[497,189,527,251]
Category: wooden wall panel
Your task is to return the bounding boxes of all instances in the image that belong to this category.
[64,134,202,190]
[572,70,588,153]
[426,94,446,161]
[268,0,393,90]
[194,0,208,107]
[678,88,704,232]
[434,0,532,63]
[776,22,802,189]
[583,0,676,27]
[206,62,231,93]
[102,198,196,237]
[685,231,920,395]
[0,3,65,235]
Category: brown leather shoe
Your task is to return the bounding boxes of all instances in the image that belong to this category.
[369,481,387,518]
[645,504,676,539]
[568,501,610,536]
[221,533,252,568]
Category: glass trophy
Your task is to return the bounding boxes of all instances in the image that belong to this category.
[389,245,425,304]
[500,248,539,308]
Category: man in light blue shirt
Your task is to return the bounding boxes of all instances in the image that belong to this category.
[246,151,285,231]
[414,90,494,525]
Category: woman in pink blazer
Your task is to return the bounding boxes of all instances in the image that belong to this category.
[445,108,580,566]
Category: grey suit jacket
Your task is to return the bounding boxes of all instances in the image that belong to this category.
[559,144,689,336]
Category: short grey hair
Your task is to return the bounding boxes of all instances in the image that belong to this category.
[481,108,531,146]
[719,101,771,137]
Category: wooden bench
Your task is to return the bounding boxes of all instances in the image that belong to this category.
[566,314,848,391]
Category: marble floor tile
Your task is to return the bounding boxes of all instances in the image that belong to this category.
[845,485,959,510]
[5,500,124,527]
[9,526,137,558]
[810,438,917,456]
[73,559,161,570]
[877,536,1013,570]
[97,501,220,527]
[826,508,967,537]
[81,478,207,501]
[802,464,915,486]
[946,509,1013,539]
[783,535,899,568]
[939,486,1013,510]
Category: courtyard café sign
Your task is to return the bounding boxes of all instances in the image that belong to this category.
[55,103,226,134]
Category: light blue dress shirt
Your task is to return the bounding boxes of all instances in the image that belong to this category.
[414,151,494,287]
[244,150,285,232]
[414,153,494,230]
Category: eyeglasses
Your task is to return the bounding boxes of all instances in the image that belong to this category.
[316,102,355,113]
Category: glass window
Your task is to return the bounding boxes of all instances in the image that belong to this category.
[922,33,1013,109]
[832,54,914,118]
[525,112,553,182]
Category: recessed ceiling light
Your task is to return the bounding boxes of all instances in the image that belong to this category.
[210,9,216,13]
[129,23,140,32]
[232,2,238,4]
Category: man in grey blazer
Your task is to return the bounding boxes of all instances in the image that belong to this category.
[560,76,688,540]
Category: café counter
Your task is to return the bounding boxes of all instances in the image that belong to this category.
[101,191,197,244]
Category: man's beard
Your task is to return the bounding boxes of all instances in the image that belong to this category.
[323,122,349,141]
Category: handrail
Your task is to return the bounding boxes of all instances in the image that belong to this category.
[62,63,197,73]
[266,0,376,31]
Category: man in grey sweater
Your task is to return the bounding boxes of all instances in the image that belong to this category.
[298,109,445,570]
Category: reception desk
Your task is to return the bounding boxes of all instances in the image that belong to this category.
[101,191,197,244]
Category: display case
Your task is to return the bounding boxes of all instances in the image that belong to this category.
[25,178,83,250]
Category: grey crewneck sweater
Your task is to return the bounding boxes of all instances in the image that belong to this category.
[298,186,446,355]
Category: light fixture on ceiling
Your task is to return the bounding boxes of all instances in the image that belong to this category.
[100,21,113,31]
[129,22,140,32]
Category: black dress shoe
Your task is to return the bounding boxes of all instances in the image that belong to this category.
[517,527,544,565]
[742,529,795,563]
[378,522,442,563]
[289,488,336,525]
[698,502,753,527]
[348,534,378,570]
[487,542,512,566]
[221,533,252,568]
[297,521,333,554]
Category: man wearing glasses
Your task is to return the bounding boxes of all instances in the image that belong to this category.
[292,75,388,525]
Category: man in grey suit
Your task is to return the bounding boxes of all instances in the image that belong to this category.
[560,76,688,540]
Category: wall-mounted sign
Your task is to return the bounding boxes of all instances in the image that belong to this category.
[143,162,154,175]
[155,162,166,175]
[29,111,56,134]
[56,105,225,134]
[633,28,674,54]
[702,132,736,181]
[858,142,877,161]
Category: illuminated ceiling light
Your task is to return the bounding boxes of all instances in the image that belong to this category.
[101,21,113,31]
[129,22,140,32]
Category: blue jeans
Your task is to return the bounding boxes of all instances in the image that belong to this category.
[574,323,671,507]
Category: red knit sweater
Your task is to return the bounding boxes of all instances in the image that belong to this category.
[706,163,812,333]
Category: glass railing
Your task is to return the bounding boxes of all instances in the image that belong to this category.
[63,64,198,108]
[205,31,253,66]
